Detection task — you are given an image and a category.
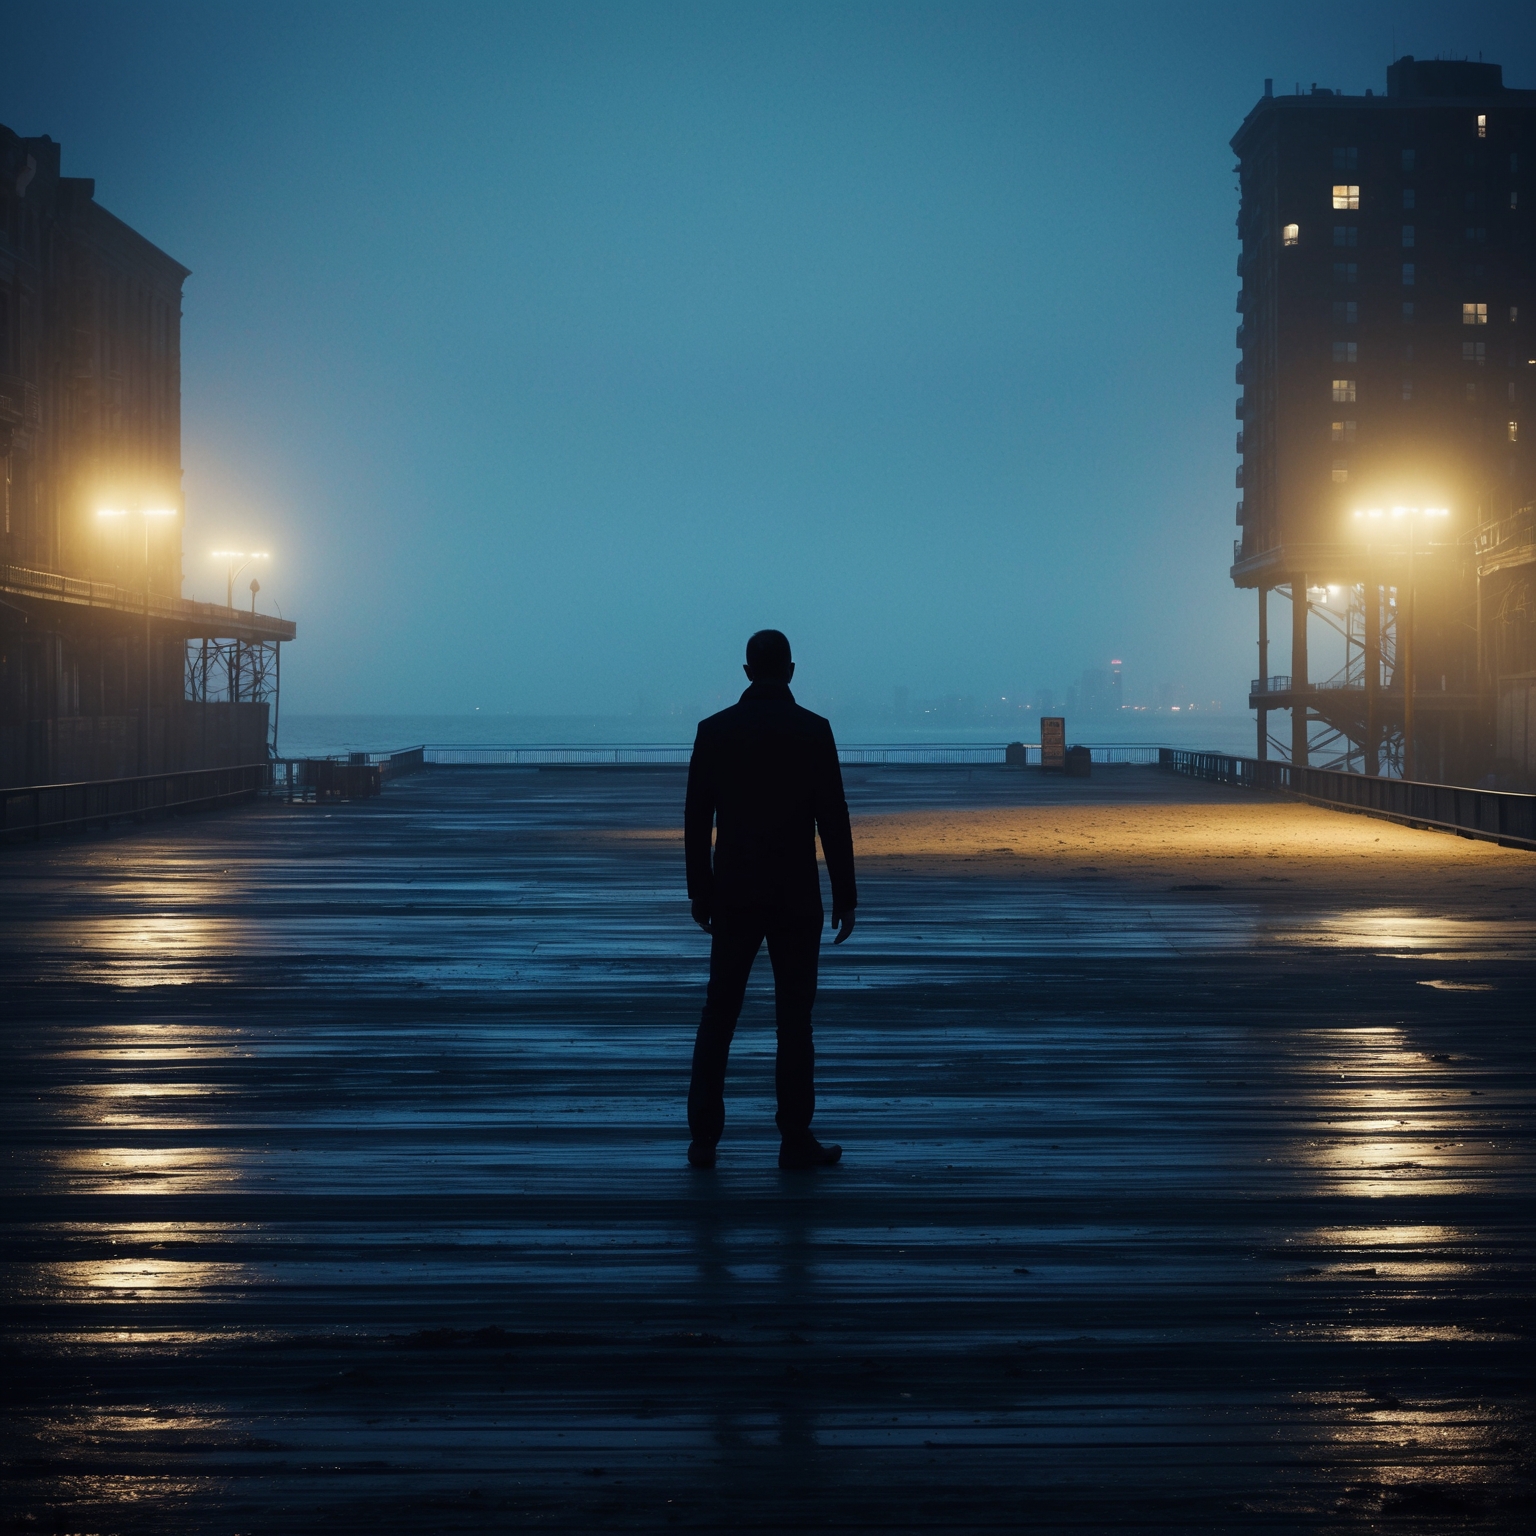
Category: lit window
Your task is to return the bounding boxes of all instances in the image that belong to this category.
[1333,225,1358,247]
[1510,421,1520,443]
[1464,302,1488,325]
[1331,420,1357,443]
[1402,379,1413,401]
[1401,149,1416,172]
[1332,462,1350,483]
[1283,223,1300,246]
[1332,147,1358,172]
[1402,302,1415,321]
[1401,263,1415,285]
[1402,188,1416,209]
[1332,300,1358,324]
[1401,225,1415,247]
[1463,342,1487,364]
[1332,184,1360,209]
[1512,307,1520,323]
[1332,341,1358,363]
[1512,192,1520,211]
[1466,226,1487,243]
[1334,262,1359,284]
[1332,379,1356,402]
[1477,114,1487,138]
[1466,383,1478,402]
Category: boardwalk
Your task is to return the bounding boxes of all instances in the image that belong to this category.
[2,765,1533,1533]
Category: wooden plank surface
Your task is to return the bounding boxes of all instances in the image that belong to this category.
[2,765,1532,1533]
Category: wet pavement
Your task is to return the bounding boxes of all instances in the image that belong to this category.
[1,764,1533,1533]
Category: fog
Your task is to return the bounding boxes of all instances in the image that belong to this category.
[6,1,1531,728]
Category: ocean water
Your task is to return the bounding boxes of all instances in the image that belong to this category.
[275,710,1259,760]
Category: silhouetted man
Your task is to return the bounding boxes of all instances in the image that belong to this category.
[684,630,856,1170]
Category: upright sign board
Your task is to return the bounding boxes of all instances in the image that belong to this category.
[1040,716,1066,771]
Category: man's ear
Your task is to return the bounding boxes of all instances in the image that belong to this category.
[786,661,795,681]
[743,664,754,680]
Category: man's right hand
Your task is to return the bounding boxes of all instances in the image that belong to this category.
[691,899,712,933]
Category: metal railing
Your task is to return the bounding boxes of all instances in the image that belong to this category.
[0,560,295,641]
[1474,502,1535,571]
[1,762,270,843]
[404,742,1169,768]
[1159,748,1536,850]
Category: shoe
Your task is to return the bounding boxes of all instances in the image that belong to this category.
[778,1137,842,1170]
[687,1142,717,1169]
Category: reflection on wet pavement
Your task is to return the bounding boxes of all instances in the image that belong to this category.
[2,765,1532,1532]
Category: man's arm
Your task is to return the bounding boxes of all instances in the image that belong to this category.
[683,726,716,931]
[813,722,857,942]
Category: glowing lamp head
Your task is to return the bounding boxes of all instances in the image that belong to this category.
[97,508,128,519]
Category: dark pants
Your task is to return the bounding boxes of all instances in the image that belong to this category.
[688,909,822,1148]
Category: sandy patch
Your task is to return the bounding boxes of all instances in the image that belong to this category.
[849,801,1533,899]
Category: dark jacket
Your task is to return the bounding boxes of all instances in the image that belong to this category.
[685,682,857,918]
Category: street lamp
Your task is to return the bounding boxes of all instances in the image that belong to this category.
[211,550,269,610]
[98,505,178,774]
[1352,504,1449,780]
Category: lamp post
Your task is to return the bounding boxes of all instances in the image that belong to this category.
[212,550,268,611]
[1352,504,1448,781]
[98,505,177,774]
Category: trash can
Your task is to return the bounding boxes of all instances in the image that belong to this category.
[1064,745,1092,778]
[1004,741,1028,767]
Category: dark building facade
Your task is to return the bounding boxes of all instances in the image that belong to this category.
[0,125,293,788]
[1231,57,1535,786]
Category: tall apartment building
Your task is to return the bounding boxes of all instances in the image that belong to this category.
[1231,57,1535,786]
[0,124,293,788]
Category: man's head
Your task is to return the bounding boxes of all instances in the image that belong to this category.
[744,629,794,684]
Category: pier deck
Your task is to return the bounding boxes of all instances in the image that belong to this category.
[2,765,1533,1533]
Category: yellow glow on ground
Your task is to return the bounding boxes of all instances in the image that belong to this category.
[847,800,1533,897]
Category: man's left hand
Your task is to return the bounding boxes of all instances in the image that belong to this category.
[691,899,712,933]
[830,910,855,945]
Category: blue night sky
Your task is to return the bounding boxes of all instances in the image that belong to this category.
[4,2,1533,719]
